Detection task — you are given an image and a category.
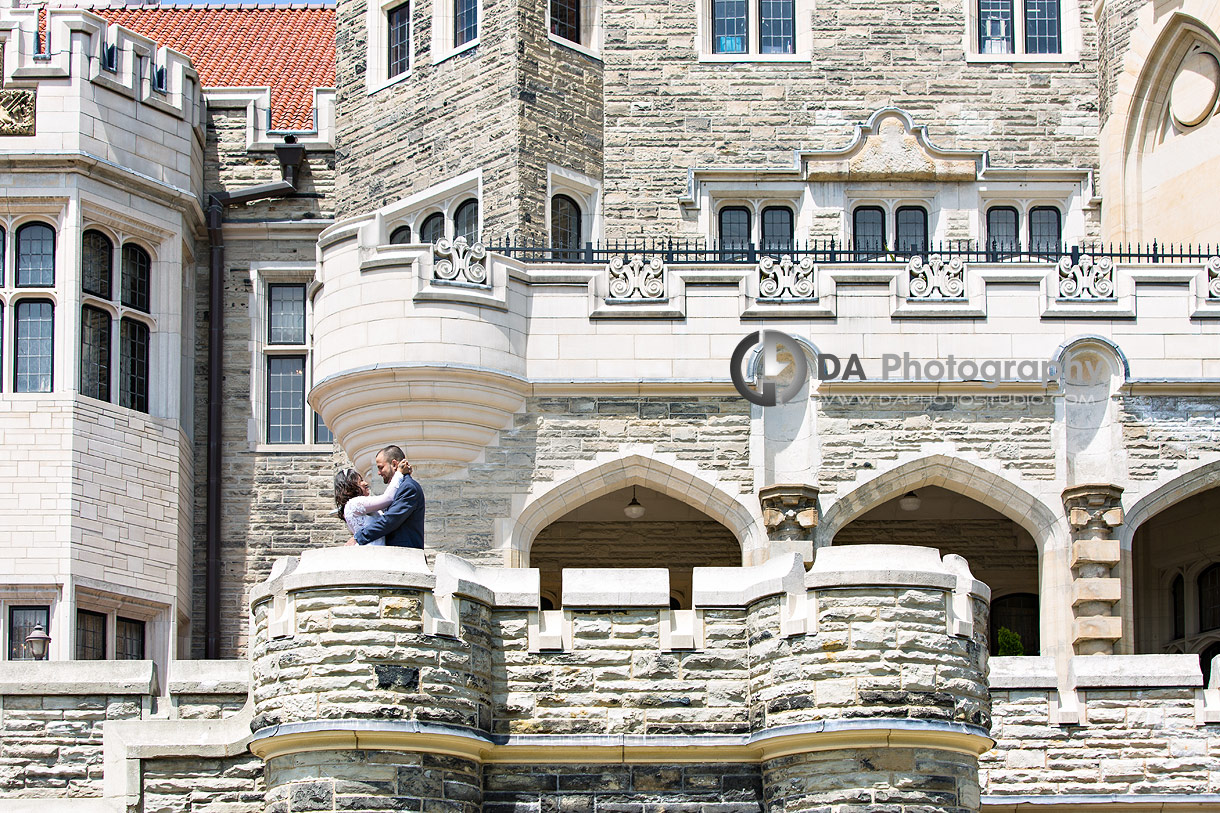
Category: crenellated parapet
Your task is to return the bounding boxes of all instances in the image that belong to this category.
[248,544,991,812]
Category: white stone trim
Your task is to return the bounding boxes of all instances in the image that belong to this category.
[546,0,602,57]
[431,0,481,64]
[374,169,482,244]
[366,0,414,94]
[546,163,602,246]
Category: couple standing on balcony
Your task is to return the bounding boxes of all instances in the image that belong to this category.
[333,445,426,548]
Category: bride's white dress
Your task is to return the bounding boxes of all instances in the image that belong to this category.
[343,470,402,545]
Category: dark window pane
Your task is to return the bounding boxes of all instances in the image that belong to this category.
[81,306,111,402]
[15,300,53,393]
[1200,565,1220,632]
[1172,574,1185,640]
[978,0,1014,53]
[315,413,333,444]
[0,227,5,286]
[121,245,151,313]
[719,207,751,260]
[76,610,106,660]
[116,617,144,660]
[853,207,886,258]
[120,319,150,413]
[388,2,410,76]
[8,606,49,660]
[551,0,580,41]
[759,0,794,53]
[268,284,306,345]
[1202,641,1220,688]
[989,593,1039,655]
[1030,207,1061,257]
[454,0,477,46]
[454,198,479,244]
[761,206,794,253]
[17,223,55,287]
[712,0,748,53]
[268,355,305,444]
[986,207,1019,259]
[1024,0,1060,53]
[551,195,582,260]
[82,231,113,299]
[420,213,445,244]
[390,225,413,245]
[895,206,928,256]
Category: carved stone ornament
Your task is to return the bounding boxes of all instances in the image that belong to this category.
[907,255,965,299]
[433,236,488,286]
[758,484,820,542]
[758,255,816,300]
[607,255,666,300]
[1062,484,1125,531]
[1058,255,1115,300]
[0,89,36,137]
[1206,256,1220,299]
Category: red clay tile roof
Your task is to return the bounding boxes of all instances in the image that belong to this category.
[97,6,335,131]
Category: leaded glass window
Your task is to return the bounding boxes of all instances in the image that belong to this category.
[116,617,144,660]
[268,355,305,444]
[389,2,410,77]
[761,206,794,253]
[454,0,478,46]
[759,0,794,53]
[712,0,748,53]
[551,0,580,41]
[82,230,113,299]
[1030,206,1061,258]
[1024,0,1060,53]
[718,206,751,260]
[986,207,1019,259]
[16,223,55,287]
[315,414,333,444]
[81,306,111,402]
[454,198,479,244]
[76,610,106,660]
[895,206,928,257]
[121,244,151,313]
[8,606,49,660]
[1200,564,1220,632]
[853,207,885,258]
[420,213,445,244]
[551,195,582,260]
[268,284,306,345]
[978,0,1014,53]
[120,318,149,412]
[15,300,53,393]
[390,225,413,245]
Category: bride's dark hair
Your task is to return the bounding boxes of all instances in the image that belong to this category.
[333,468,363,517]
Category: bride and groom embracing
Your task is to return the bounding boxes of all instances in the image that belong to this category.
[333,444,426,548]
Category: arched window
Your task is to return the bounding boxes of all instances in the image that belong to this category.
[990,593,1039,655]
[986,207,1018,260]
[1030,206,1061,258]
[1199,564,1220,632]
[1172,574,1185,640]
[80,306,111,402]
[454,198,479,244]
[420,213,445,244]
[121,245,151,313]
[718,206,750,260]
[120,318,149,413]
[852,207,885,259]
[389,225,413,245]
[16,223,55,287]
[761,206,794,253]
[15,300,53,393]
[895,205,928,257]
[1202,640,1220,688]
[82,230,113,299]
[551,195,582,260]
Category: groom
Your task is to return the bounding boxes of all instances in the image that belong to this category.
[348,444,425,548]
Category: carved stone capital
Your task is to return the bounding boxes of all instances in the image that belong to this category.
[758,484,820,541]
[1062,484,1125,532]
[0,89,36,137]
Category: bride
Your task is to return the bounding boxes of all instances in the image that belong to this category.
[333,458,412,545]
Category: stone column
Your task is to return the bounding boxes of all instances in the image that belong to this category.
[1062,484,1124,655]
[758,484,819,563]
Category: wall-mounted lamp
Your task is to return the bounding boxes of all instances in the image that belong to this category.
[624,486,646,519]
[24,624,50,660]
[899,491,922,512]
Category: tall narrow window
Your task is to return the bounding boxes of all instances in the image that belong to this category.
[420,213,445,244]
[76,610,106,660]
[1200,564,1220,632]
[388,3,411,77]
[81,306,112,402]
[268,284,306,345]
[454,198,479,244]
[120,319,149,413]
[1203,641,1220,688]
[986,207,1019,259]
[454,0,478,46]
[1029,206,1061,258]
[267,356,306,444]
[978,0,1015,53]
[15,300,53,393]
[8,606,50,660]
[1024,0,1061,53]
[116,617,145,660]
[121,245,151,313]
[760,206,794,253]
[895,206,928,257]
[1172,574,1185,640]
[82,230,113,299]
[315,414,333,444]
[853,207,885,258]
[17,223,55,287]
[0,226,6,287]
[718,206,751,260]
[759,0,795,53]
[551,195,582,260]
[390,225,413,245]
[551,0,580,42]
[712,0,748,53]
[989,593,1040,655]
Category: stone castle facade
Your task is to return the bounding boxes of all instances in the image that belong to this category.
[1,0,1220,809]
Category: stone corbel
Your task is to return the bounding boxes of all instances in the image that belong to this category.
[942,554,981,639]
[781,589,816,637]
[527,609,572,652]
[660,609,704,651]
[1063,484,1124,655]
[759,484,819,563]
[269,592,296,639]
[423,592,459,638]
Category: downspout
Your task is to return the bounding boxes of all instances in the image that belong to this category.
[204,136,307,659]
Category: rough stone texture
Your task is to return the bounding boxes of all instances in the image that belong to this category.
[142,755,265,813]
[1119,396,1220,481]
[266,751,480,813]
[818,396,1058,489]
[530,520,741,606]
[763,748,981,812]
[0,693,140,798]
[482,764,761,813]
[173,693,249,720]
[1097,0,1144,127]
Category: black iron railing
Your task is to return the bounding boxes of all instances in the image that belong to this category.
[485,238,1218,265]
